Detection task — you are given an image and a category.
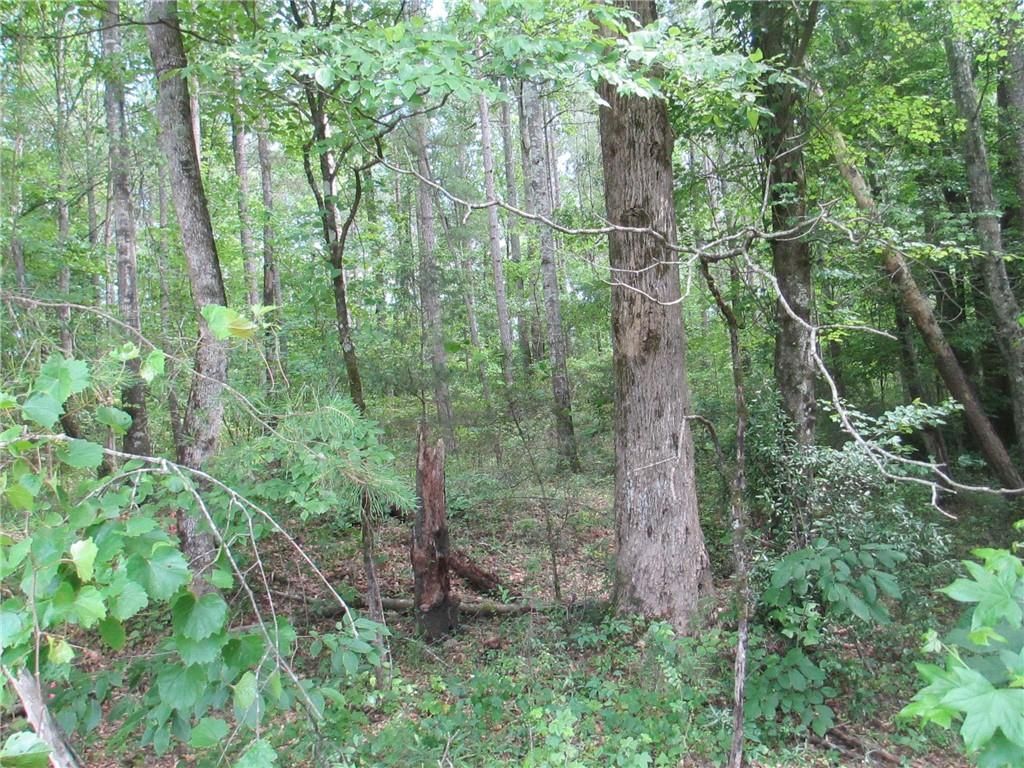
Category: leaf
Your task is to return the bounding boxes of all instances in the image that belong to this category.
[108,579,149,620]
[233,670,258,714]
[201,305,256,340]
[156,663,208,712]
[36,355,89,403]
[0,732,51,768]
[175,631,228,665]
[314,65,335,88]
[69,538,98,581]
[21,392,63,429]
[189,717,230,748]
[172,593,228,641]
[943,561,1023,629]
[96,406,133,435]
[99,617,126,650]
[47,636,74,664]
[234,739,277,768]
[0,392,17,409]
[140,350,165,383]
[72,586,106,628]
[746,106,759,130]
[127,545,190,600]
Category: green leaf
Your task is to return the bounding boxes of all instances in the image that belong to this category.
[943,560,1023,629]
[0,731,51,768]
[189,717,229,748]
[234,739,277,768]
[36,355,89,403]
[127,545,190,600]
[0,392,17,409]
[47,636,74,665]
[140,350,166,383]
[108,579,149,620]
[201,305,257,340]
[314,65,335,88]
[21,392,62,429]
[96,406,132,435]
[157,663,208,712]
[99,617,126,650]
[109,343,139,362]
[69,538,98,581]
[233,670,258,714]
[175,631,228,665]
[72,586,106,628]
[173,593,228,641]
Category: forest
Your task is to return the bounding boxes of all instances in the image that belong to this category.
[2,0,1024,766]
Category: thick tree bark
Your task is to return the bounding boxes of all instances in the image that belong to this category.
[413,425,459,640]
[597,0,711,632]
[832,128,1023,490]
[521,79,581,472]
[946,37,1024,453]
[500,80,533,372]
[754,1,820,446]
[480,93,515,389]
[105,0,151,457]
[257,129,285,383]
[1000,24,1024,235]
[147,0,228,584]
[412,116,456,449]
[230,80,260,308]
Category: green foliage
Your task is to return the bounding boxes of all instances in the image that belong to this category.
[902,541,1024,767]
[0,732,51,768]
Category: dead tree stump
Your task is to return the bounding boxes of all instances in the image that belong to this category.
[413,424,459,640]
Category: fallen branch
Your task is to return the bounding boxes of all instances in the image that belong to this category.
[449,548,514,596]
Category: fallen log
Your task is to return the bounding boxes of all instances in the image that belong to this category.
[449,548,514,596]
[309,595,542,618]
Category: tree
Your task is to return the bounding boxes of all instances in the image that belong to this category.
[146,0,229,584]
[597,0,711,631]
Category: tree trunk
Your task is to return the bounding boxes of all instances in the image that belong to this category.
[521,79,581,472]
[1000,24,1024,235]
[155,175,185,451]
[831,127,1023,490]
[500,80,532,373]
[230,79,260,308]
[480,93,515,390]
[257,129,285,384]
[946,37,1024,454]
[754,1,820,446]
[105,0,151,457]
[413,424,459,640]
[8,668,83,768]
[412,116,456,450]
[8,131,26,292]
[146,0,229,585]
[597,0,712,632]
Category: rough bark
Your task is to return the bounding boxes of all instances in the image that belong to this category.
[257,129,285,381]
[147,0,228,584]
[597,0,711,632]
[521,79,581,472]
[946,37,1024,453]
[412,116,456,449]
[105,0,151,457]
[832,128,1023,490]
[413,425,459,640]
[1000,24,1024,234]
[156,176,185,451]
[500,80,533,372]
[480,93,515,389]
[230,79,260,308]
[754,1,820,446]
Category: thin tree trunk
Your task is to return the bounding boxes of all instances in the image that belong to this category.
[500,80,532,372]
[479,93,515,390]
[230,77,260,307]
[412,116,456,450]
[1000,23,1024,235]
[105,0,151,457]
[155,175,185,451]
[946,37,1024,454]
[754,1,820,447]
[831,127,1023,490]
[521,79,580,472]
[597,0,711,631]
[257,129,285,386]
[7,668,83,768]
[7,131,26,291]
[146,0,229,585]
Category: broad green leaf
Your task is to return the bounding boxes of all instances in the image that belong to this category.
[233,670,258,714]
[234,739,277,768]
[109,343,139,362]
[172,593,228,641]
[69,538,98,581]
[47,636,74,665]
[943,561,1023,629]
[21,392,62,429]
[0,731,51,768]
[189,717,229,748]
[202,305,257,340]
[175,631,228,665]
[99,617,126,650]
[0,392,17,409]
[36,355,89,402]
[72,586,106,628]
[108,579,149,620]
[156,663,208,712]
[140,350,165,383]
[95,406,132,435]
[127,545,190,600]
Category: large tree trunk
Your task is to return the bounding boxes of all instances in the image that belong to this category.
[597,0,711,632]
[521,79,581,472]
[257,129,285,384]
[413,425,459,640]
[105,0,151,457]
[230,78,260,308]
[999,24,1024,235]
[946,37,1024,454]
[479,93,515,390]
[500,80,533,373]
[412,116,456,449]
[754,1,820,446]
[147,0,229,584]
[831,128,1023,490]
[155,176,185,451]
